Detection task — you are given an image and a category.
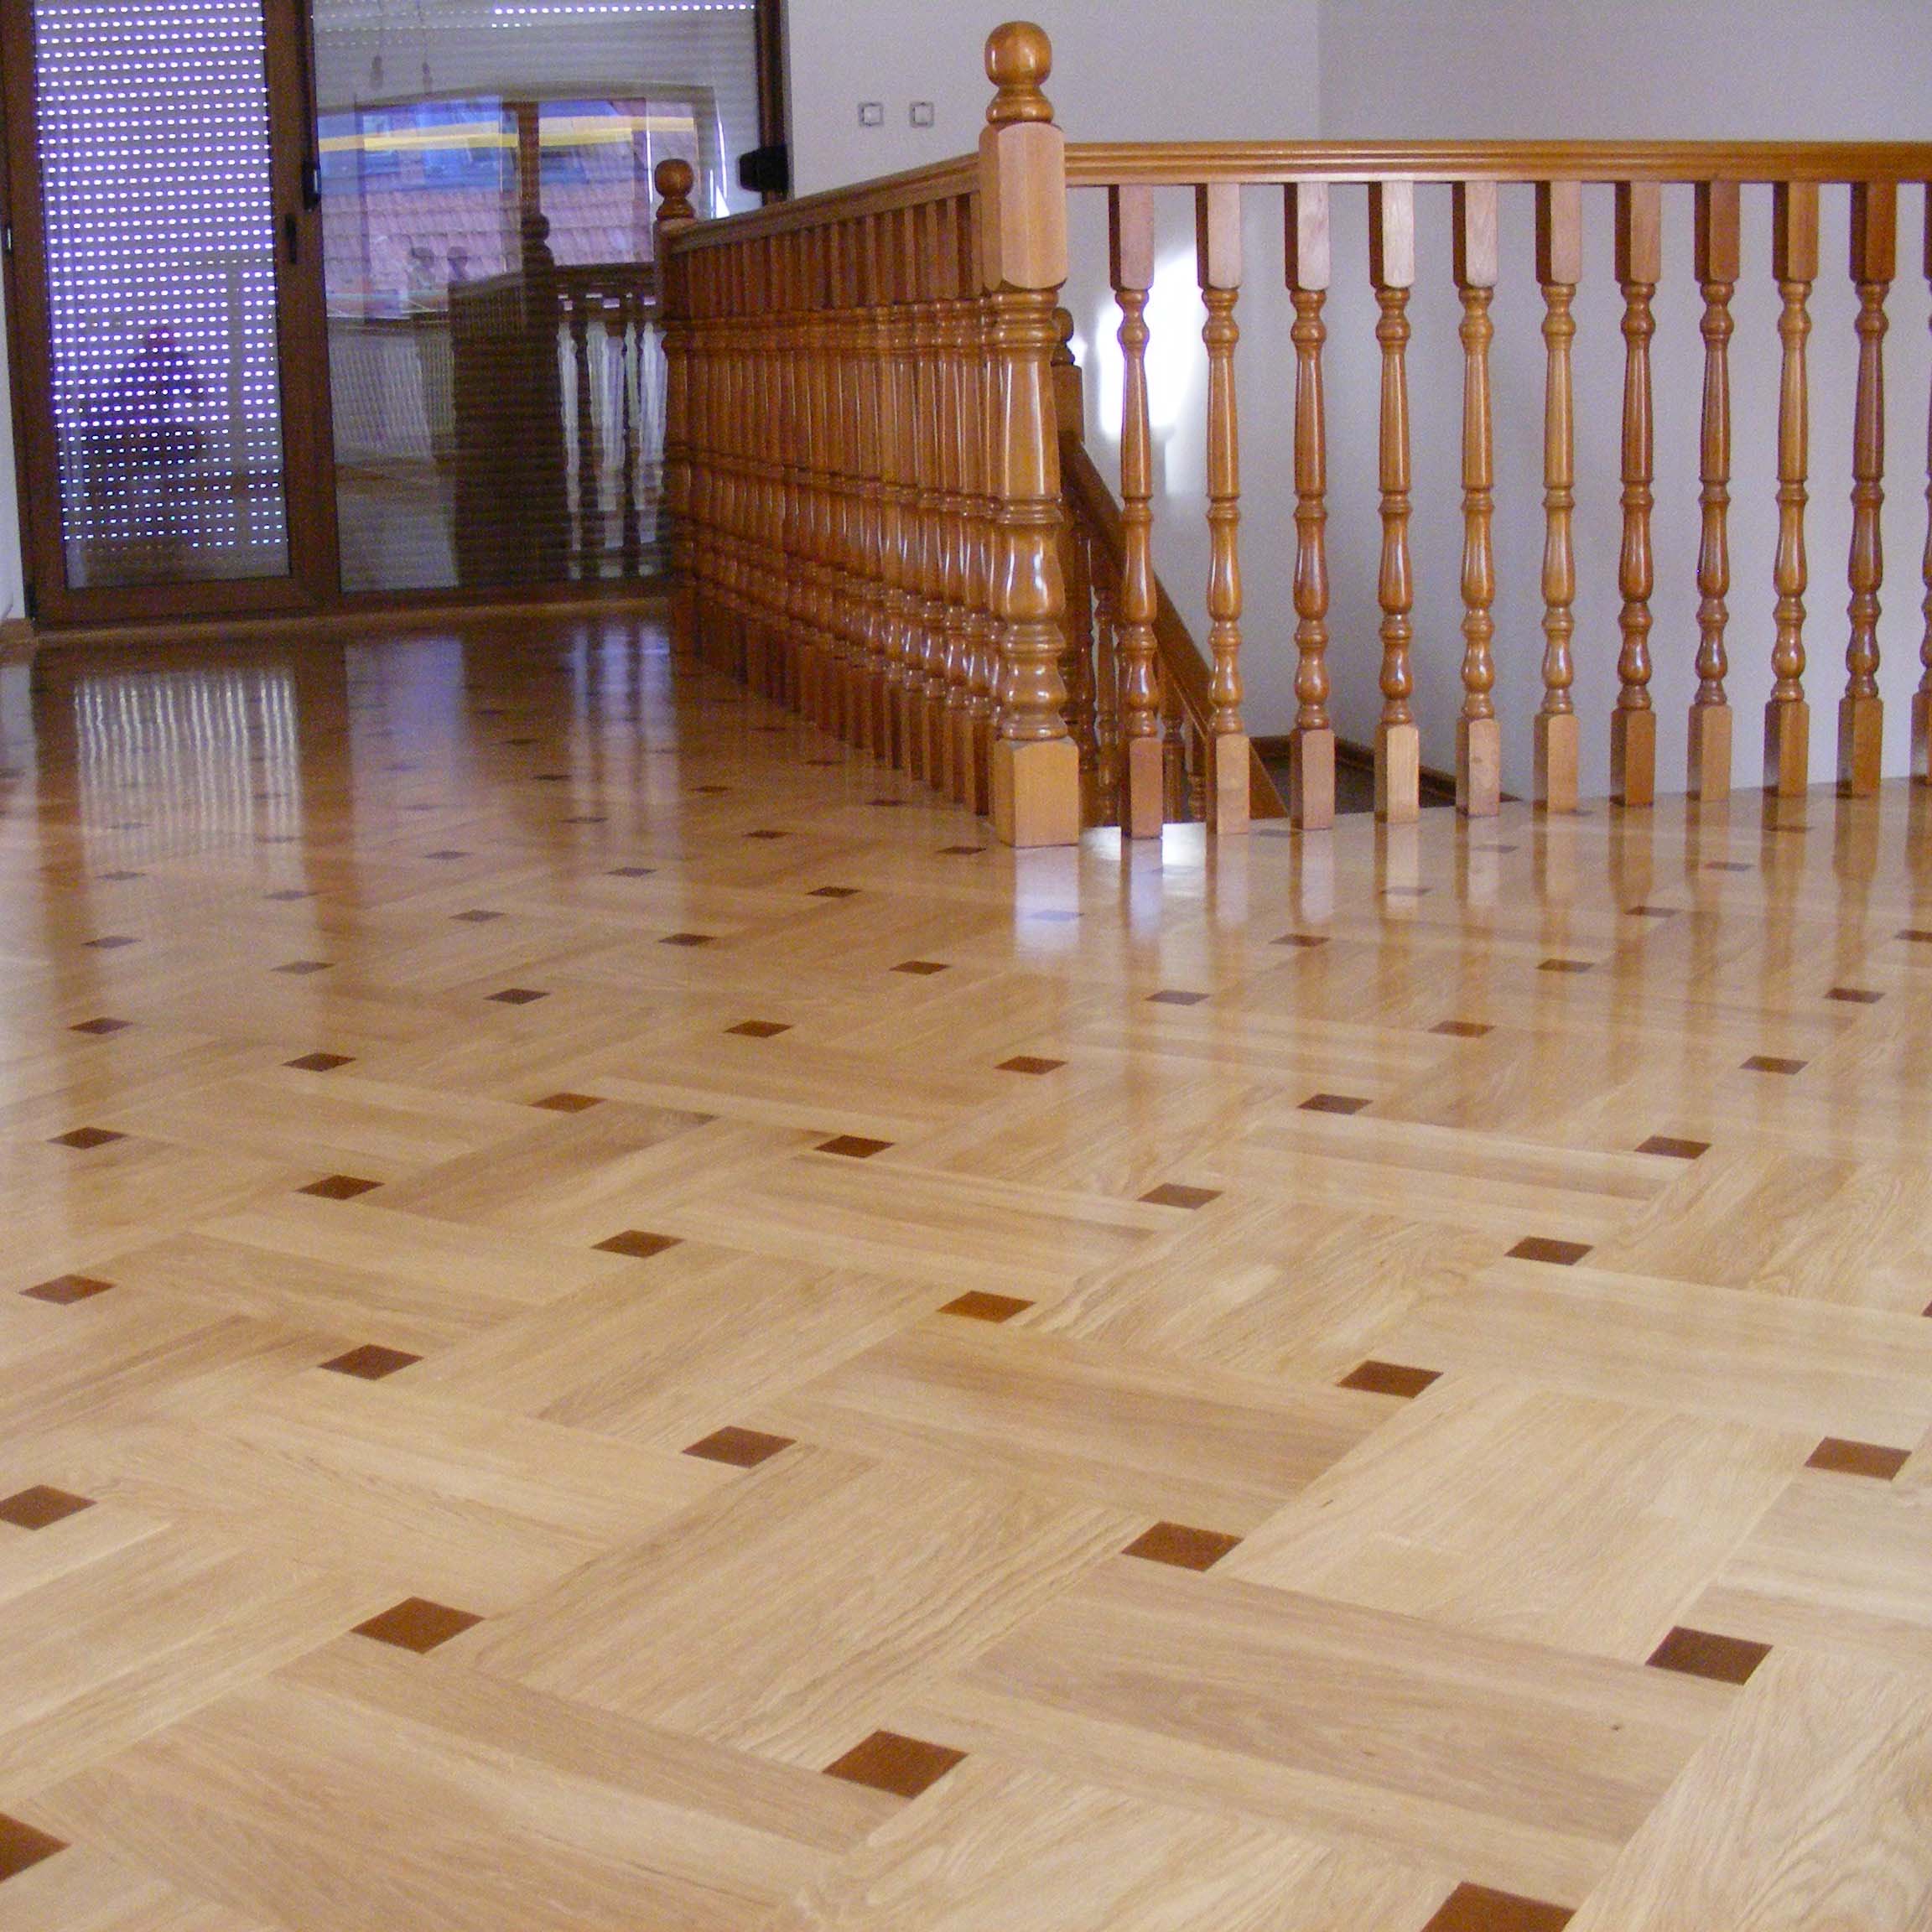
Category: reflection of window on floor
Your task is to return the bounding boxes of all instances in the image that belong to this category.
[312,0,760,595]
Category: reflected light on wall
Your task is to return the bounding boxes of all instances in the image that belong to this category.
[1088,246,1204,472]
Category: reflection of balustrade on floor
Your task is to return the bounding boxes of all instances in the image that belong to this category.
[446,262,665,586]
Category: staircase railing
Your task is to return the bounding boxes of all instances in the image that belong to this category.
[654,23,1932,848]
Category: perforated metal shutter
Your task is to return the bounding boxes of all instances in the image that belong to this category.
[30,0,291,590]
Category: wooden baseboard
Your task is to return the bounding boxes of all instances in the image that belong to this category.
[1252,732,1466,808]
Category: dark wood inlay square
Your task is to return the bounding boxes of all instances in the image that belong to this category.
[0,1486,95,1531]
[1273,933,1329,948]
[823,1731,966,1800]
[810,886,860,898]
[1705,860,1753,873]
[661,932,717,948]
[84,935,138,950]
[49,1127,124,1151]
[939,1291,1033,1324]
[319,1343,421,1381]
[287,1052,354,1072]
[891,959,948,976]
[1339,1360,1441,1399]
[1646,1625,1771,1685]
[1537,958,1593,974]
[1301,1093,1371,1115]
[728,1020,792,1038]
[593,1230,682,1259]
[1420,1881,1575,1932]
[302,1175,382,1201]
[1147,989,1208,1006]
[487,988,548,1005]
[0,1812,68,1882]
[563,815,607,826]
[70,1017,132,1036]
[683,1426,794,1469]
[608,865,656,878]
[1140,1182,1221,1210]
[425,849,470,861]
[938,844,986,856]
[868,797,906,808]
[1742,1054,1806,1076]
[1637,1135,1709,1161]
[274,959,332,976]
[1898,928,1932,944]
[1624,905,1677,919]
[1431,1021,1493,1038]
[693,783,732,795]
[816,1135,891,1159]
[263,888,312,901]
[1383,885,1431,898]
[1826,986,1884,1004]
[1509,1236,1592,1266]
[1123,1522,1243,1571]
[452,909,502,923]
[352,1597,483,1654]
[745,828,789,840]
[997,1056,1064,1075]
[23,1275,113,1306]
[1805,1437,1910,1481]
[532,1092,602,1113]
[101,870,146,882]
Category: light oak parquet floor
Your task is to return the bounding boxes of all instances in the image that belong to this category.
[1,611,1930,1929]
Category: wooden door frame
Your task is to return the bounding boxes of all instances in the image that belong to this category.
[0,0,338,626]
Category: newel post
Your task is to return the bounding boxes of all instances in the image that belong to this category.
[654,158,699,655]
[979,22,1081,849]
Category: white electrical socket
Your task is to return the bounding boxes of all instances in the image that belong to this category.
[858,101,885,127]
[909,101,935,127]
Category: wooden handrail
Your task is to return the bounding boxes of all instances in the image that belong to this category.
[1067,140,1932,188]
[1060,437,1287,821]
[666,157,979,252]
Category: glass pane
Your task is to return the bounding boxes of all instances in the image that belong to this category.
[31,0,291,590]
[310,0,760,595]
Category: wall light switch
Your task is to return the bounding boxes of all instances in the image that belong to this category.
[909,101,935,127]
[858,101,885,127]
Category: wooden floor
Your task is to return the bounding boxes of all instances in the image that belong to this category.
[3,610,1931,1931]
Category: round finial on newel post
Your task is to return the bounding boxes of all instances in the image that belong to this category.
[654,157,697,224]
[985,21,1053,125]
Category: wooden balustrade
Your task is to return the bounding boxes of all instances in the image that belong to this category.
[656,28,1932,848]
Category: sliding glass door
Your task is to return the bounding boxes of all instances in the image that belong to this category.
[0,0,334,622]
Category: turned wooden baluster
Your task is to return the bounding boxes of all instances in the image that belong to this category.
[616,288,641,578]
[1918,189,1932,786]
[962,200,999,813]
[570,292,599,575]
[1840,180,1895,797]
[936,197,975,798]
[1611,181,1661,808]
[860,215,891,753]
[1088,519,1121,820]
[1197,179,1248,834]
[1110,184,1164,837]
[1766,181,1819,798]
[1285,181,1334,829]
[1052,307,1100,802]
[1690,180,1740,800]
[876,210,912,766]
[917,200,954,783]
[1369,180,1419,823]
[979,23,1078,847]
[1452,179,1499,818]
[1535,179,1582,813]
[652,160,697,653]
[832,222,865,737]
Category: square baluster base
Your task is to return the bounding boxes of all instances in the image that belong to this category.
[1610,705,1657,808]
[992,736,1083,849]
[1456,716,1500,819]
[1837,693,1883,797]
[1688,702,1732,802]
[1374,721,1420,825]
[1208,733,1250,834]
[1763,698,1810,798]
[1290,726,1336,831]
[1123,735,1166,839]
[1534,709,1580,814]
[1914,690,1932,784]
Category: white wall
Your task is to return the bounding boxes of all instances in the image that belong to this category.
[785,0,1320,196]
[790,0,1932,792]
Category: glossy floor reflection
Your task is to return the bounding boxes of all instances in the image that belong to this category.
[0,611,1929,1930]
